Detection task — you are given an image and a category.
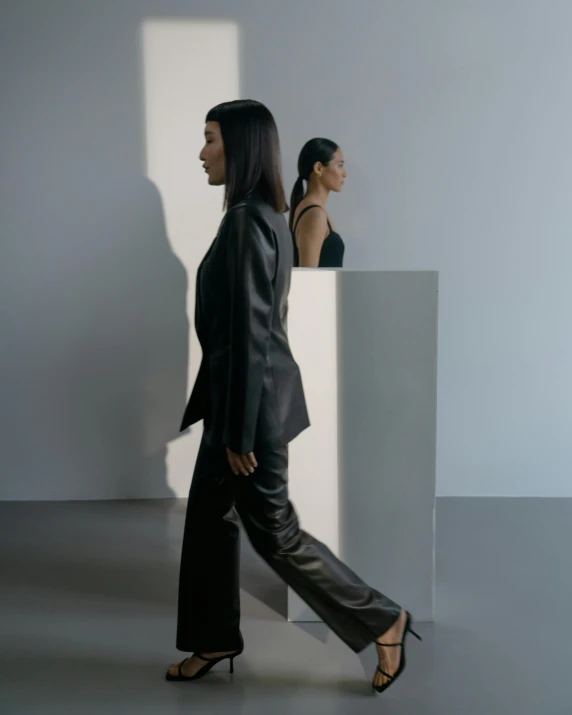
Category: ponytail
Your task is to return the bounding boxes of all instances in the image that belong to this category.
[288,176,305,232]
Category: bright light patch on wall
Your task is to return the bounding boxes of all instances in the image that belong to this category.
[141,19,239,495]
[141,19,239,263]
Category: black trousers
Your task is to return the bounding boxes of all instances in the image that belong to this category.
[176,437,401,654]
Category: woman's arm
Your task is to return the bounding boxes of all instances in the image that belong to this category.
[223,205,276,456]
[296,208,329,267]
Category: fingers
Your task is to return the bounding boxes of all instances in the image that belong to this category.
[225,449,257,476]
[239,453,255,475]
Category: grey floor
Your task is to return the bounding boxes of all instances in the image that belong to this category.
[0,498,570,715]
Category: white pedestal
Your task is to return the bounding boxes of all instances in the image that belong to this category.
[287,270,438,622]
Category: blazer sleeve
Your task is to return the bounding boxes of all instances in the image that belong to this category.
[223,205,277,454]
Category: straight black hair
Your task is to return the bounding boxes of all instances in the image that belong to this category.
[206,99,288,213]
[288,137,339,232]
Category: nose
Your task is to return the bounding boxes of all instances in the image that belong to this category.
[199,147,206,162]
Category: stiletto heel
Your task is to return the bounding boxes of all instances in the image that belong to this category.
[166,648,243,682]
[373,611,422,694]
[408,624,422,642]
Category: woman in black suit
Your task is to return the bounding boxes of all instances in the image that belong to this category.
[166,100,421,694]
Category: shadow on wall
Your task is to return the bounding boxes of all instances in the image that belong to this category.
[1,173,188,500]
[0,3,205,501]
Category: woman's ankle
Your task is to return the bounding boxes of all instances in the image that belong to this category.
[375,609,406,643]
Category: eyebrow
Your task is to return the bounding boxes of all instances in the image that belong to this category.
[205,130,215,137]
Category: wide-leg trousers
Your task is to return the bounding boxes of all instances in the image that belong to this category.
[176,436,402,654]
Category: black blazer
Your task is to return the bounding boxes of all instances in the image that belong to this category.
[180,194,310,454]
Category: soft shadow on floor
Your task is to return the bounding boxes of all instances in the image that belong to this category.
[239,526,288,620]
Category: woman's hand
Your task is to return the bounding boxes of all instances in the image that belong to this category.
[226,448,258,476]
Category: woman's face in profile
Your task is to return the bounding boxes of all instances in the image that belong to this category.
[320,148,347,193]
[199,121,225,186]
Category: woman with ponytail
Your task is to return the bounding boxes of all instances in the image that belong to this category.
[289,138,347,268]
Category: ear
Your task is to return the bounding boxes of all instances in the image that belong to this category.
[312,161,323,178]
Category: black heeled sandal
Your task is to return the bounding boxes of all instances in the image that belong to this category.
[165,649,243,682]
[373,611,422,694]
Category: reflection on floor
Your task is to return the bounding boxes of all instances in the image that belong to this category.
[0,498,570,715]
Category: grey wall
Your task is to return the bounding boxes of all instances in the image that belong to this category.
[2,0,572,498]
[1,2,189,499]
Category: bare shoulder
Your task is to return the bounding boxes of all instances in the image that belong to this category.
[294,203,328,240]
[292,199,321,225]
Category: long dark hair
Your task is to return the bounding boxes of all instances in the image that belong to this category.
[206,99,288,213]
[288,137,338,231]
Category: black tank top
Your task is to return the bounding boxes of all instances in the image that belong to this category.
[292,204,345,268]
